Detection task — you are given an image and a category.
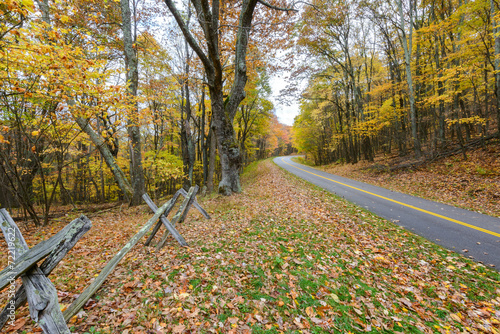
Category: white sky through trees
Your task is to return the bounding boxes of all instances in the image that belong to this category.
[270,74,299,126]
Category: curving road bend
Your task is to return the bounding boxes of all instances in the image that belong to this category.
[274,156,500,269]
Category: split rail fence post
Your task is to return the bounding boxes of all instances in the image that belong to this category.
[143,186,211,249]
[0,210,91,333]
[156,186,198,250]
[143,193,188,247]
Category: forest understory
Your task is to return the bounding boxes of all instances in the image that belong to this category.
[308,141,500,219]
[0,159,499,333]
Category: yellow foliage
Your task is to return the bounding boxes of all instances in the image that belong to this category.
[446,116,487,127]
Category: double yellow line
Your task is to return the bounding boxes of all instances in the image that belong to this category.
[281,158,500,238]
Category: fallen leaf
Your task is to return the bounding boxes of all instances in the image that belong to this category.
[172,324,185,333]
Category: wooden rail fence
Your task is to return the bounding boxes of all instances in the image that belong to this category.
[0,186,210,333]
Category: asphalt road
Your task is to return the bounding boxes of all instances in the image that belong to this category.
[274,156,500,269]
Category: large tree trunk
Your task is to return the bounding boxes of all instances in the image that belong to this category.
[210,89,242,195]
[120,0,146,205]
[164,0,260,195]
[214,118,241,195]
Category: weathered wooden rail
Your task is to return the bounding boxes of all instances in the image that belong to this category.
[0,185,210,332]
[0,209,91,333]
[143,185,210,249]
[63,186,210,321]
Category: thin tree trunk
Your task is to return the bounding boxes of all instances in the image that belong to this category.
[180,33,195,190]
[492,0,500,137]
[201,88,208,187]
[35,0,50,24]
[398,0,421,157]
[207,125,216,193]
[120,0,146,205]
[435,35,446,148]
[75,117,133,200]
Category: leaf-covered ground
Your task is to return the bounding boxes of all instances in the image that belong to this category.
[1,159,499,333]
[314,144,500,218]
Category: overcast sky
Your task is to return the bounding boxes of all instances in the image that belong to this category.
[270,74,300,126]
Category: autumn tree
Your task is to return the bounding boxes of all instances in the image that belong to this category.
[0,0,141,222]
[163,0,296,195]
[139,33,184,198]
[119,0,146,205]
[293,0,499,165]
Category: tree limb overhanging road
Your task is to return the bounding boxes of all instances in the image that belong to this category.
[275,156,500,269]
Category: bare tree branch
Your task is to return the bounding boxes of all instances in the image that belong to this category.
[163,0,215,80]
[257,0,298,12]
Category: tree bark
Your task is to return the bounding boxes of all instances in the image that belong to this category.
[120,0,146,205]
[210,89,242,195]
[491,0,500,137]
[398,0,421,157]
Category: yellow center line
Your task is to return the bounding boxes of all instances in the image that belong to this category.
[281,158,500,238]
